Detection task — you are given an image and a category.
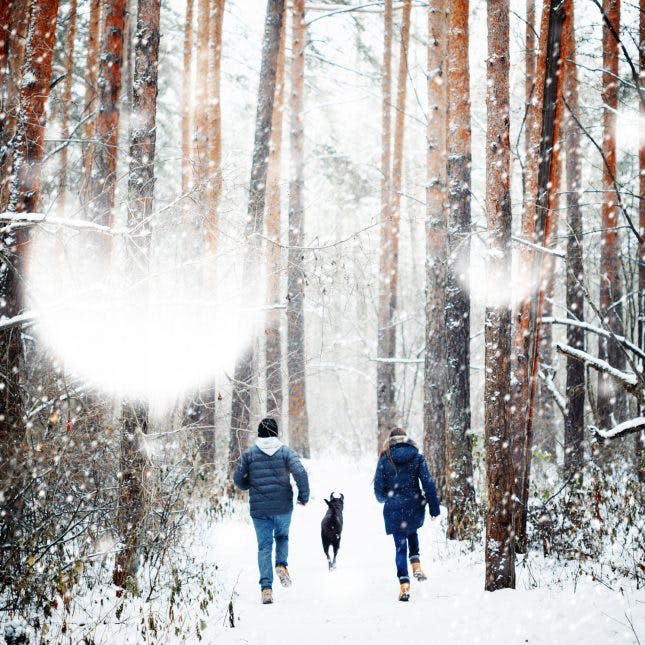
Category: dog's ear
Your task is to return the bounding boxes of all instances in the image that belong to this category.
[324,499,330,506]
[330,491,335,499]
[340,493,344,501]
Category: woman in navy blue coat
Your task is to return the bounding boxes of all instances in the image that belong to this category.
[373,428,440,601]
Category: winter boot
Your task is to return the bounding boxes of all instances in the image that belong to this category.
[261,588,273,604]
[412,561,427,581]
[398,582,410,602]
[275,565,292,587]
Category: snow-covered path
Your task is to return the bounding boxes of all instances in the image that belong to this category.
[203,459,643,644]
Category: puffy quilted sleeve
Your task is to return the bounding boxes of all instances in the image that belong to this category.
[286,448,310,505]
[373,457,388,503]
[418,454,440,517]
[233,449,251,491]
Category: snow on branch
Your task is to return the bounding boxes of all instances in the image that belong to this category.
[590,417,645,440]
[0,312,35,331]
[512,236,566,258]
[0,212,116,235]
[370,356,423,364]
[555,342,642,397]
[473,224,566,258]
[538,368,567,416]
[543,316,645,360]
[305,1,422,23]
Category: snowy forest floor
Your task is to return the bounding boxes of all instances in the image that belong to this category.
[4,459,643,644]
[200,459,643,645]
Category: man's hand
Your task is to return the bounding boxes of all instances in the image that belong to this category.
[297,500,306,506]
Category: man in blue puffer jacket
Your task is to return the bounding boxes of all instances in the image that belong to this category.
[233,417,310,604]
[374,428,440,601]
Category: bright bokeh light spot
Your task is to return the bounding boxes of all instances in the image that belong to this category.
[26,220,259,408]
[465,245,539,310]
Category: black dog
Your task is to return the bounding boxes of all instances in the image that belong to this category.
[321,492,344,570]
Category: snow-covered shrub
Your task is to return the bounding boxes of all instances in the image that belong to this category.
[0,349,226,642]
[527,463,644,587]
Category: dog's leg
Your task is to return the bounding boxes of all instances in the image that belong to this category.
[323,540,332,570]
[330,542,338,570]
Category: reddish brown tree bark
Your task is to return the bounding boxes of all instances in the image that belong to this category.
[265,8,286,420]
[484,0,515,592]
[0,1,12,123]
[126,0,160,256]
[181,0,194,194]
[638,0,645,481]
[424,0,448,499]
[79,0,101,201]
[86,0,127,232]
[193,0,210,208]
[512,0,549,550]
[524,0,536,177]
[229,0,285,467]
[514,0,565,551]
[57,0,78,213]
[0,1,29,211]
[122,0,135,132]
[113,0,161,589]
[444,0,476,539]
[597,0,625,435]
[0,0,60,585]
[377,0,393,451]
[562,0,585,478]
[287,0,310,457]
[376,0,410,449]
[206,0,224,250]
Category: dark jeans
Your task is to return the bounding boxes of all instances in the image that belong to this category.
[392,531,420,583]
[251,512,292,590]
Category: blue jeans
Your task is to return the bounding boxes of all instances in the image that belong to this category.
[392,531,420,583]
[252,513,292,589]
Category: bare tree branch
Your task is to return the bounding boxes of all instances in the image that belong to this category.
[555,342,642,398]
[590,417,645,439]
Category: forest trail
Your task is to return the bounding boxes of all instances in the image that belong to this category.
[204,460,642,644]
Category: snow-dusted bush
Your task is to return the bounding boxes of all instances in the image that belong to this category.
[527,463,644,587]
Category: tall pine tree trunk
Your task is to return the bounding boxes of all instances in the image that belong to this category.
[0,0,60,586]
[523,0,536,199]
[597,0,625,437]
[193,0,210,206]
[265,8,286,420]
[197,0,225,464]
[0,3,10,102]
[515,0,565,551]
[424,0,448,499]
[229,0,285,467]
[79,0,101,202]
[638,0,645,482]
[206,0,224,250]
[484,0,515,591]
[377,0,411,449]
[535,0,558,460]
[181,0,194,195]
[445,0,476,539]
[0,1,29,211]
[512,0,550,551]
[287,0,310,457]
[376,0,393,450]
[0,0,14,205]
[562,0,585,479]
[57,0,78,213]
[103,0,159,590]
[86,0,126,233]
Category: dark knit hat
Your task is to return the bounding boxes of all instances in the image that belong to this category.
[258,417,279,438]
[389,427,406,438]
